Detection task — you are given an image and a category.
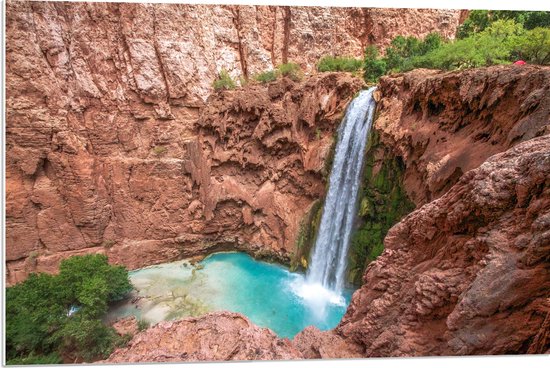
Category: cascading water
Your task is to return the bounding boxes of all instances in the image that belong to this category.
[307,87,377,292]
[291,87,377,318]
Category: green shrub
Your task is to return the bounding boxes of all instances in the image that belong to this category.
[416,20,530,70]
[458,10,550,39]
[363,46,387,82]
[360,14,549,84]
[383,32,443,72]
[516,27,550,64]
[277,62,302,81]
[6,254,132,363]
[53,316,120,362]
[317,56,362,72]
[212,69,236,90]
[7,353,63,365]
[137,319,150,331]
[254,70,278,83]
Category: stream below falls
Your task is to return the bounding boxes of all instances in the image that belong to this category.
[106,252,354,338]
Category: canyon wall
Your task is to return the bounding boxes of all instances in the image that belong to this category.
[107,66,550,361]
[347,64,550,282]
[6,68,363,284]
[374,65,550,207]
[338,134,550,356]
[6,1,463,284]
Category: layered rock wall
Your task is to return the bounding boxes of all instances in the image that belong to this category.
[6,68,363,284]
[5,1,463,284]
[338,134,550,356]
[337,65,550,356]
[374,65,550,206]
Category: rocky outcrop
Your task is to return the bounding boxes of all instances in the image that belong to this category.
[337,135,550,356]
[104,312,303,362]
[347,64,550,284]
[6,0,462,284]
[340,66,550,355]
[293,326,363,359]
[375,65,550,206]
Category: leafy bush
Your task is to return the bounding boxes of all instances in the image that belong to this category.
[361,16,550,83]
[416,20,550,69]
[137,319,150,331]
[7,353,63,365]
[363,46,387,82]
[212,69,236,90]
[6,254,132,363]
[383,32,443,72]
[277,62,302,81]
[517,27,550,64]
[254,70,278,83]
[458,10,550,38]
[317,56,362,72]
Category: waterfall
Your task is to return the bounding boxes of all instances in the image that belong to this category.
[306,87,377,293]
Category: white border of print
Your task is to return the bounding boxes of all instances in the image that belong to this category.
[2,1,549,368]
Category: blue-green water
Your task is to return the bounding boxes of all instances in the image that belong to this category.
[107,252,354,338]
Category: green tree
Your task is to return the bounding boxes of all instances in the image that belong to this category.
[53,316,120,362]
[6,273,66,360]
[458,10,550,38]
[363,46,387,82]
[6,254,133,364]
[516,27,550,64]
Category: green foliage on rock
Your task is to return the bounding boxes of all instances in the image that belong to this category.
[277,62,303,81]
[416,20,550,69]
[212,69,236,90]
[6,254,132,364]
[291,199,324,272]
[457,10,550,38]
[317,56,363,73]
[384,32,443,72]
[363,46,387,83]
[360,12,550,83]
[254,70,278,84]
[347,131,415,285]
[517,27,550,64]
[6,353,63,365]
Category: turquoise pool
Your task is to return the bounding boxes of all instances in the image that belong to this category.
[107,252,354,338]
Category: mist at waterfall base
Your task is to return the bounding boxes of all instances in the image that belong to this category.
[107,252,353,338]
[107,88,376,338]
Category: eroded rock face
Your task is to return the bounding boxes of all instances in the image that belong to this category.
[375,65,550,206]
[104,312,303,363]
[6,69,363,284]
[338,135,550,356]
[6,0,461,284]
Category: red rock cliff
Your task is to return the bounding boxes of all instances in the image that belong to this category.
[335,65,550,357]
[5,1,463,284]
